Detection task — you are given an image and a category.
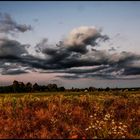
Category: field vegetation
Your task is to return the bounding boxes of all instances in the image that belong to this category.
[0,91,139,139]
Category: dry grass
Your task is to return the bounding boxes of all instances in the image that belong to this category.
[0,92,139,139]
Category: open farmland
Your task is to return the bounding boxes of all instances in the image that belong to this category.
[0,91,139,139]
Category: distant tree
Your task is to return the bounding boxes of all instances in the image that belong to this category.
[26,82,32,92]
[98,88,103,91]
[7,85,14,93]
[71,87,74,91]
[0,85,12,93]
[19,82,26,93]
[58,86,65,92]
[89,87,96,92]
[105,87,110,92]
[47,84,58,91]
[76,88,80,92]
[40,85,47,92]
[33,83,40,92]
[12,80,19,93]
[52,84,57,91]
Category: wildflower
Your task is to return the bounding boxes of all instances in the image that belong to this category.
[95,127,98,130]
[89,126,91,129]
[123,125,127,128]
[98,127,102,130]
[118,126,122,129]
[105,113,110,119]
[92,125,95,128]
[119,122,122,125]
[90,115,93,118]
[104,118,108,121]
[85,128,89,131]
[120,128,124,131]
[93,136,97,139]
[112,121,115,125]
[96,120,99,123]
[122,136,125,139]
[121,132,124,134]
[113,129,116,132]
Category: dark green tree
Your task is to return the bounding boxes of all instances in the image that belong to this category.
[19,82,26,93]
[26,82,32,92]
[58,86,65,92]
[12,80,19,93]
[33,83,40,92]
[47,84,58,91]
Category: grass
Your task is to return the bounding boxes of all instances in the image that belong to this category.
[0,90,139,97]
[0,91,139,139]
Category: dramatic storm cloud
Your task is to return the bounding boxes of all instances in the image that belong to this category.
[0,12,32,75]
[0,38,28,57]
[1,69,28,75]
[0,14,140,80]
[32,25,140,80]
[63,26,109,54]
[0,13,32,34]
[0,38,32,75]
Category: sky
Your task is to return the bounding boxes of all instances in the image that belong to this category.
[0,1,140,88]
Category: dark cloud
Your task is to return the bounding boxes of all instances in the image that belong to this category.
[57,74,82,80]
[35,38,48,52]
[122,67,140,76]
[63,26,109,54]
[1,39,140,78]
[0,12,32,34]
[0,38,28,57]
[24,26,140,79]
[65,65,109,74]
[32,44,140,80]
[0,23,140,79]
[1,69,28,75]
[115,51,140,68]
[0,38,32,75]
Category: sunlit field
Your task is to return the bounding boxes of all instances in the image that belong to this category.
[0,91,139,139]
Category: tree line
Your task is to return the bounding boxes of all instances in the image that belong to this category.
[0,80,65,93]
[0,80,140,93]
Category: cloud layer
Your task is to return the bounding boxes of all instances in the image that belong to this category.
[0,13,140,80]
[0,13,32,34]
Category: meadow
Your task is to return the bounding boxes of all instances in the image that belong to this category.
[0,91,139,139]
